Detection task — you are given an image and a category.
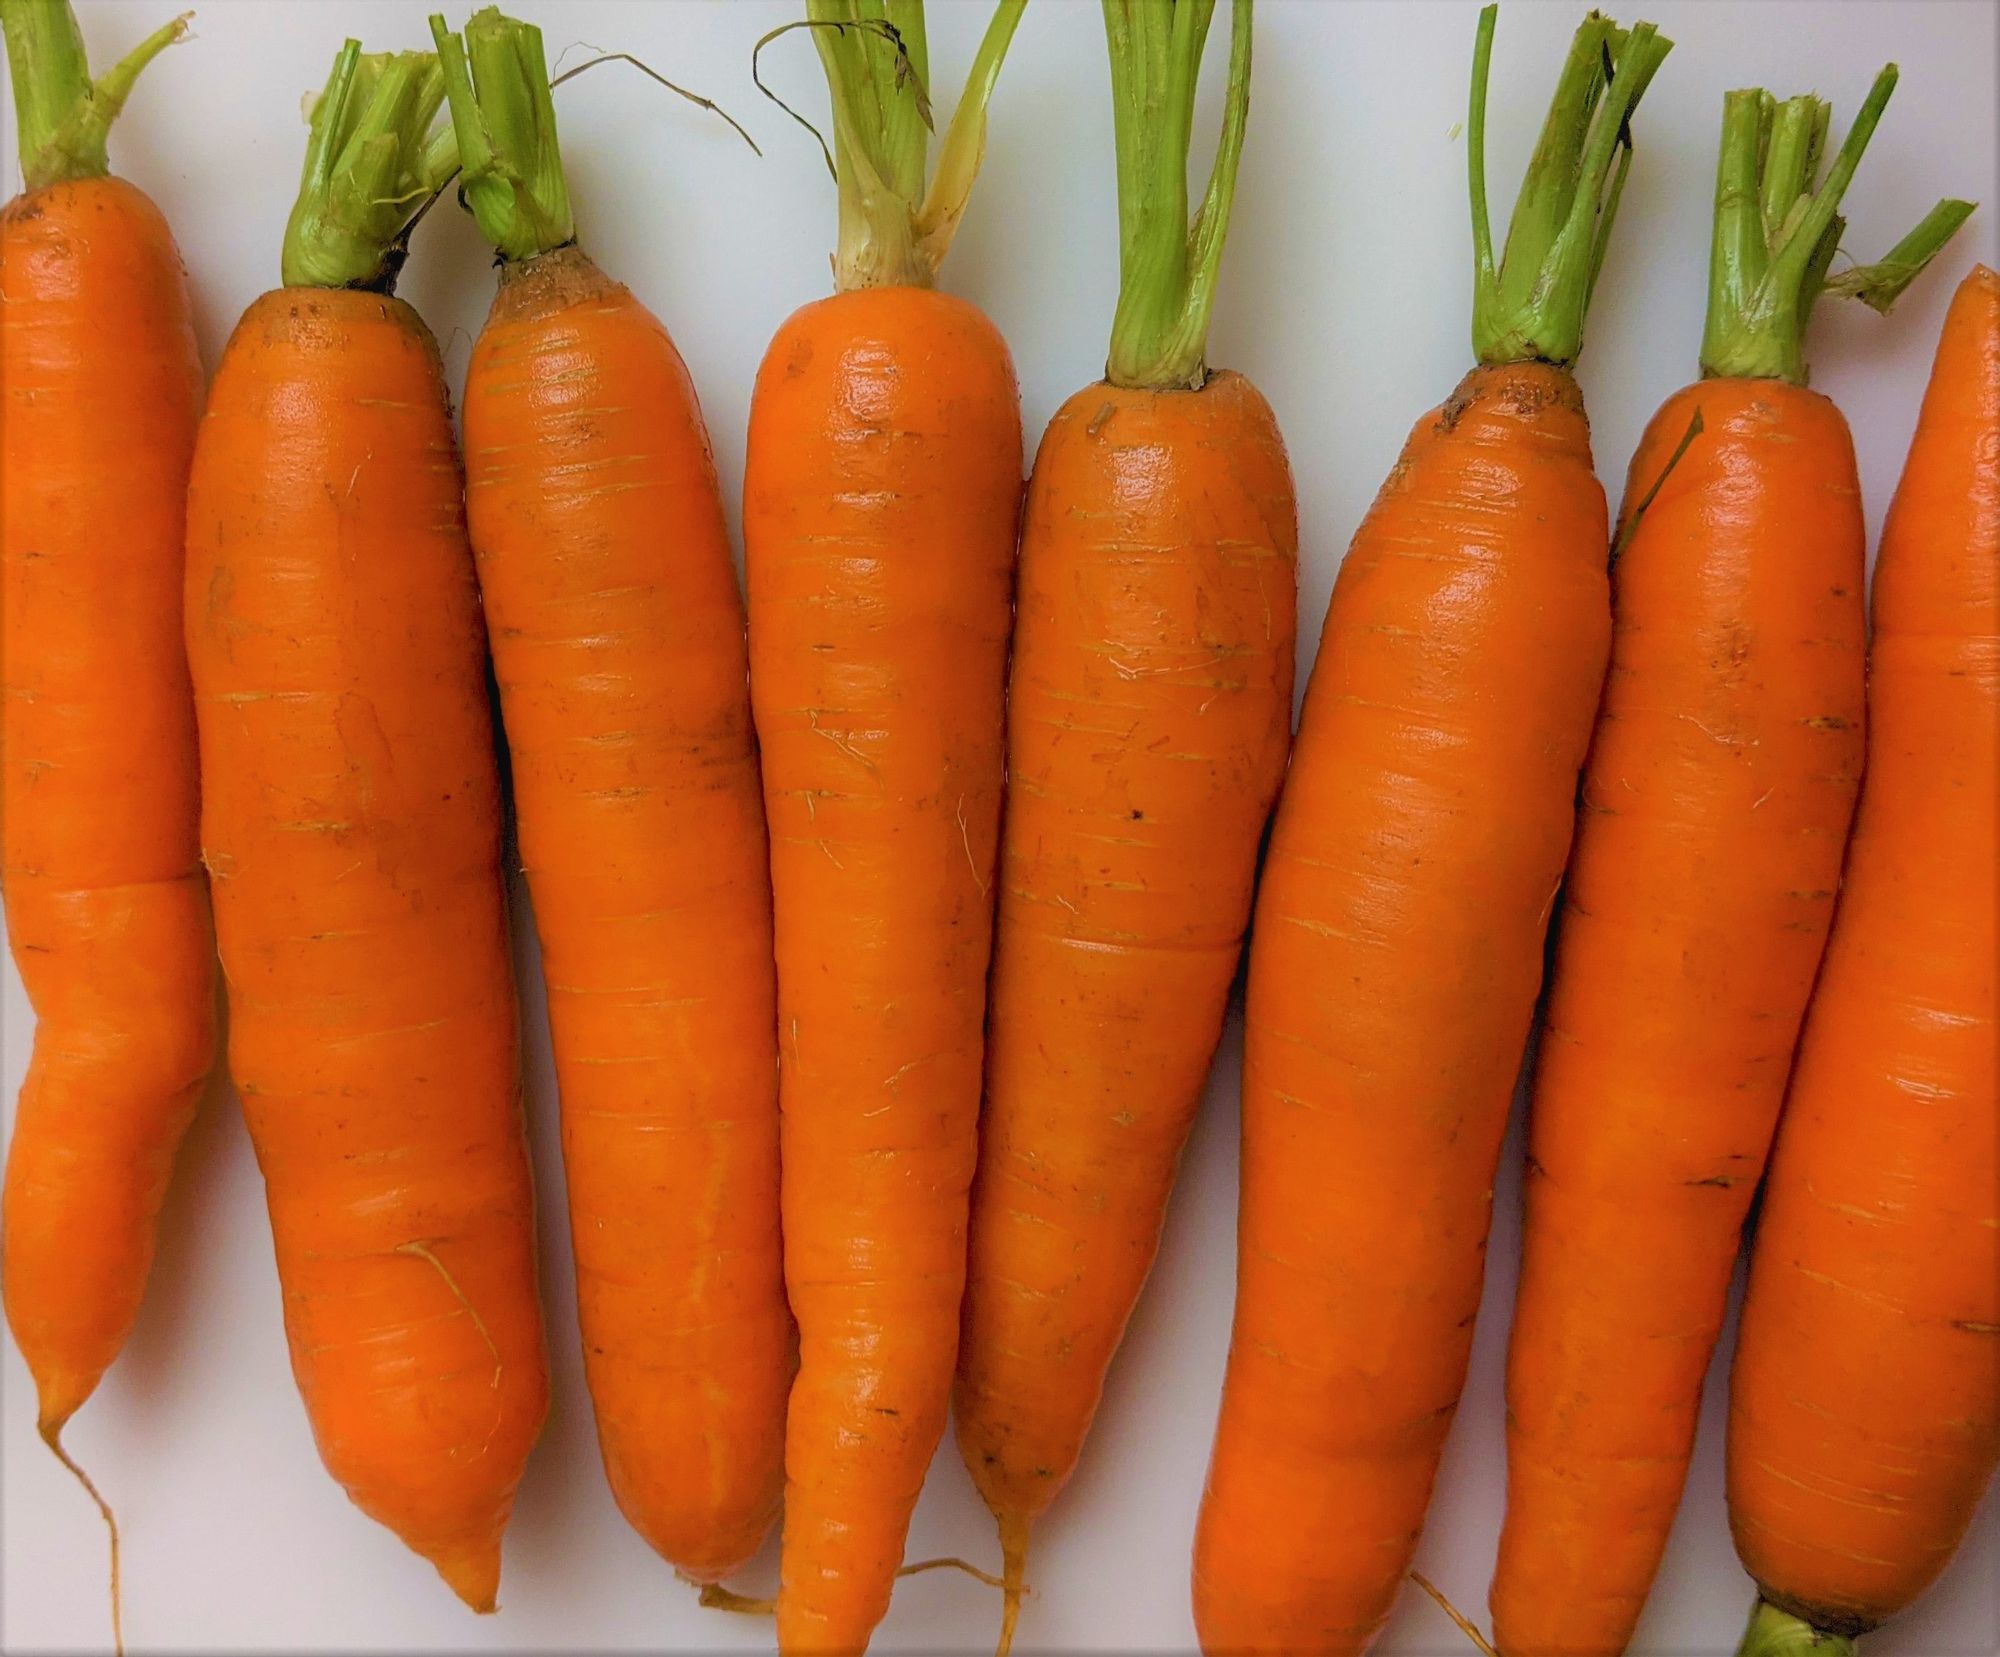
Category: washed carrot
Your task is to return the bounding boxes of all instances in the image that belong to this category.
[1193,10,1669,1652]
[427,6,789,1586]
[742,3,1025,1648]
[182,43,546,1611]
[0,0,209,1636]
[1492,71,1973,1657]
[1725,262,1998,1656]
[953,4,1295,1648]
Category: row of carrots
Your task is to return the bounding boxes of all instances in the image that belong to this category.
[0,0,1992,1654]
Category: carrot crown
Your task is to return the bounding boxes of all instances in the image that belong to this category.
[281,41,446,293]
[1101,0,1253,393]
[772,0,1026,292]
[1467,5,1671,370]
[1,0,186,192]
[1733,1597,1857,1657]
[428,8,572,262]
[1700,69,1974,385]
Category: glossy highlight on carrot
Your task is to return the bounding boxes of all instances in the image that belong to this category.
[1194,10,1670,1651]
[183,42,546,1610]
[1726,264,1998,1656]
[431,6,790,1585]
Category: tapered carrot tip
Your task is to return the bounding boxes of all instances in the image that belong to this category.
[38,1422,124,1656]
[427,1537,502,1614]
[33,1367,95,1443]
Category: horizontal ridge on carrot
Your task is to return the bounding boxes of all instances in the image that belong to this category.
[1194,8,1670,1651]
[1726,261,1997,1657]
[742,2,1027,1648]
[953,3,1296,1650]
[1491,63,1973,1657]
[427,3,791,1588]
[183,40,547,1611]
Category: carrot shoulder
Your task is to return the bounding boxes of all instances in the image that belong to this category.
[1193,10,1669,1652]
[1728,263,1998,1654]
[1493,68,1971,1657]
[743,4,1024,1649]
[955,8,1295,1649]
[183,44,546,1611]
[429,7,789,1585]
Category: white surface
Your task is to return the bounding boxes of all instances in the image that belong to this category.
[3,1,1997,1652]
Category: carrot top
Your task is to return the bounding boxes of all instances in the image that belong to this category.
[1101,0,1252,392]
[1700,70,1973,385]
[770,0,1026,292]
[1,0,187,192]
[1733,1598,1856,1657]
[1467,5,1671,369]
[280,40,446,293]
[428,8,571,262]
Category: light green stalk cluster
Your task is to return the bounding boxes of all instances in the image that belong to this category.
[1700,68,1973,384]
[1,0,186,191]
[1101,0,1253,392]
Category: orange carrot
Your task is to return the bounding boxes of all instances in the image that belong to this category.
[428,7,790,1585]
[952,6,1295,1648]
[0,5,210,1633]
[182,43,546,1610]
[1193,10,1669,1651]
[742,3,1024,1648]
[1490,71,1973,1657]
[1725,263,1998,1657]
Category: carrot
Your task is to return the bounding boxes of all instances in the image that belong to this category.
[182,43,546,1611]
[742,3,1025,1648]
[1491,72,1973,1657]
[0,0,208,1637]
[952,5,1295,1649]
[1192,10,1670,1652]
[1724,263,1998,1657]
[426,6,789,1586]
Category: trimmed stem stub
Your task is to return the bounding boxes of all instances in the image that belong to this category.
[1468,5,1672,369]
[1102,0,1254,392]
[281,41,447,293]
[429,7,574,262]
[1700,67,1974,383]
[1,0,187,192]
[793,0,1026,292]
[1734,1598,1862,1657]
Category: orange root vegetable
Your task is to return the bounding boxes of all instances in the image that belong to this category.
[1493,68,1971,1657]
[430,8,789,1584]
[954,6,1296,1647]
[183,43,546,1610]
[743,4,1026,1649]
[1,1,211,1452]
[1726,264,1998,1655]
[1194,10,1670,1651]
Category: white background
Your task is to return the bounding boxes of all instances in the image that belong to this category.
[3,1,1996,1652]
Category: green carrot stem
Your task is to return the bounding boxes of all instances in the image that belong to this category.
[1102,0,1254,392]
[787,0,1025,292]
[1700,66,1975,383]
[1733,1597,1861,1657]
[1,0,187,192]
[281,40,447,293]
[429,7,573,262]
[1468,4,1673,369]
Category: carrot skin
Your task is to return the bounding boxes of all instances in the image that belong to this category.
[185,288,548,1611]
[0,175,214,1432]
[956,372,1297,1533]
[1726,265,2000,1634]
[1194,363,1610,1656]
[745,285,1020,1654]
[460,247,789,1581]
[1491,378,1867,1655]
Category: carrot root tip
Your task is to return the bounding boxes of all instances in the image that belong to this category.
[39,1420,124,1657]
[996,1512,1031,1657]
